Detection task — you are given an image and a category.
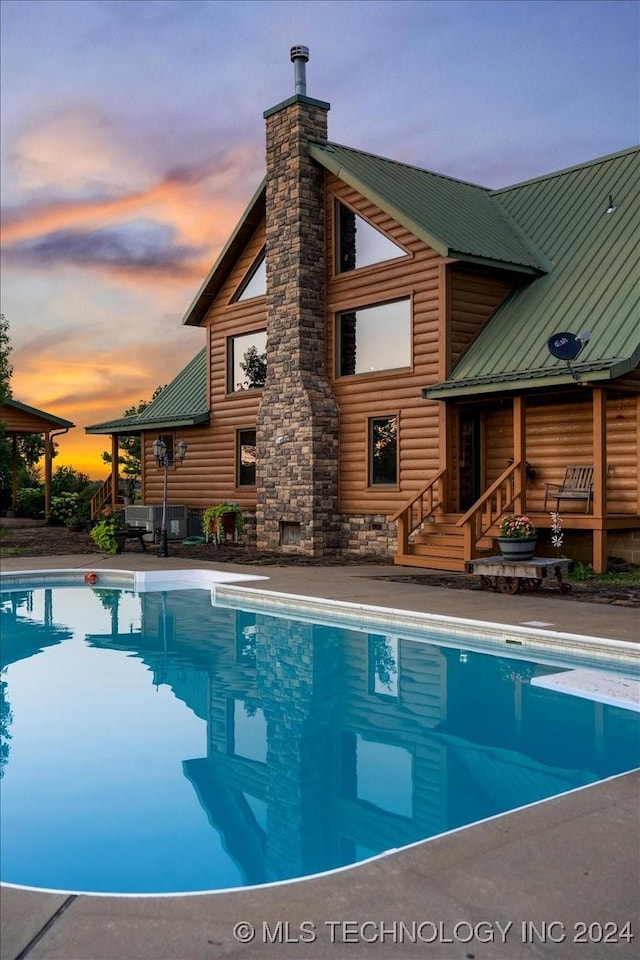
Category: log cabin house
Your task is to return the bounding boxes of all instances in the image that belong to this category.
[87,48,640,573]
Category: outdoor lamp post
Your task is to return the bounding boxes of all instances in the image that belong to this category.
[153,437,187,558]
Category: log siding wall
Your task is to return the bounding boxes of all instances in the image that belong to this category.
[142,222,267,511]
[449,268,518,370]
[325,175,444,516]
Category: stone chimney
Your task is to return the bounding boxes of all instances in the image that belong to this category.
[256,47,340,555]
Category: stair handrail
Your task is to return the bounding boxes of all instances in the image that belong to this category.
[389,468,447,554]
[456,460,523,555]
[90,475,114,520]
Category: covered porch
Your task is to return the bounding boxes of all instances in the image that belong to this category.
[0,398,74,519]
[393,387,640,573]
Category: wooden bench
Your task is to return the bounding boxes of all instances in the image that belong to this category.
[114,528,148,553]
[543,465,594,513]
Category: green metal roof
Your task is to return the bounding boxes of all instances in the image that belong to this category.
[310,142,547,273]
[85,349,208,435]
[425,147,640,398]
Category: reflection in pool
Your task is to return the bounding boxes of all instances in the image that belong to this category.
[1,585,638,894]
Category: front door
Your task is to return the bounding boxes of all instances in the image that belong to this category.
[459,410,482,511]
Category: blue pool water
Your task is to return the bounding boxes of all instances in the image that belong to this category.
[1,584,638,895]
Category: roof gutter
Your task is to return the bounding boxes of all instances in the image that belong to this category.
[422,366,628,400]
[85,412,209,436]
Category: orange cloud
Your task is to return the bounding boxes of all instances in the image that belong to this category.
[12,334,205,479]
[3,110,263,477]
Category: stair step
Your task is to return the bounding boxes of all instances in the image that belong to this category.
[394,554,468,572]
[410,542,465,558]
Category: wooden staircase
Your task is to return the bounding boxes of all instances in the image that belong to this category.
[90,475,124,520]
[399,515,495,571]
[391,461,526,572]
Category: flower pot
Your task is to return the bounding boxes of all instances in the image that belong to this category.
[220,512,238,539]
[497,536,537,561]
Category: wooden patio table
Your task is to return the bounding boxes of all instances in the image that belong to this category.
[465,556,572,595]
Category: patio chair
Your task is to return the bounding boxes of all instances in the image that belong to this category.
[543,465,594,513]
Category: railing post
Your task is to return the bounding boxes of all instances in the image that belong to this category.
[513,395,526,514]
[396,511,409,556]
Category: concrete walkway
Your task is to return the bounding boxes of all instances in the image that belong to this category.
[1,553,639,960]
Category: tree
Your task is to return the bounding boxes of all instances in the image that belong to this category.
[0,317,48,495]
[0,314,12,404]
[0,315,12,497]
[239,345,267,390]
[101,387,165,496]
[51,465,91,496]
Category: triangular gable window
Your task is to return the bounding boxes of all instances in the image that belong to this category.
[234,252,266,301]
[336,202,406,273]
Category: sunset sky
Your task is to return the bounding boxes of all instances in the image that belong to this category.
[1,0,638,478]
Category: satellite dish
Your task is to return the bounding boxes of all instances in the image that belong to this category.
[547,332,583,361]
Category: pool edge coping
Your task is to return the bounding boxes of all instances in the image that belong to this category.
[2,566,638,671]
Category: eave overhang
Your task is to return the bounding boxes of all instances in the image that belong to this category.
[85,411,210,437]
[423,353,640,400]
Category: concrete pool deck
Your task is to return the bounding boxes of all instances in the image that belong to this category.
[1,552,639,960]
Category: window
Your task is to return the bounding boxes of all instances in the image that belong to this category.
[228,330,267,392]
[337,299,411,376]
[233,252,266,301]
[228,699,267,763]
[336,202,405,273]
[237,429,256,486]
[369,416,398,485]
[341,731,413,819]
[368,635,399,699]
[355,735,413,818]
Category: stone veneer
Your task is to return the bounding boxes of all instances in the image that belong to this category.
[340,514,397,557]
[256,93,340,555]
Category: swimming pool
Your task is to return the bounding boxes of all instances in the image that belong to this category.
[1,572,639,896]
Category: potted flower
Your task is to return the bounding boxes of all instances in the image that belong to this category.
[496,514,537,560]
[89,506,125,554]
[202,502,244,543]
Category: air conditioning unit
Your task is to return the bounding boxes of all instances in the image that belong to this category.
[124,505,188,541]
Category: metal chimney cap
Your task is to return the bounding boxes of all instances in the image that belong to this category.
[290,45,309,62]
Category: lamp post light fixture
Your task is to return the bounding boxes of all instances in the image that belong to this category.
[153,437,187,558]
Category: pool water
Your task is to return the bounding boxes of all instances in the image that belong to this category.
[1,585,638,895]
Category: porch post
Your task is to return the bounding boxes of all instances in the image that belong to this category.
[44,432,52,519]
[11,434,18,513]
[440,403,450,512]
[111,434,119,508]
[592,388,607,573]
[512,395,527,512]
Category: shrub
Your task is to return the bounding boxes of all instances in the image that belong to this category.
[15,487,44,518]
[89,508,125,554]
[49,493,89,528]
